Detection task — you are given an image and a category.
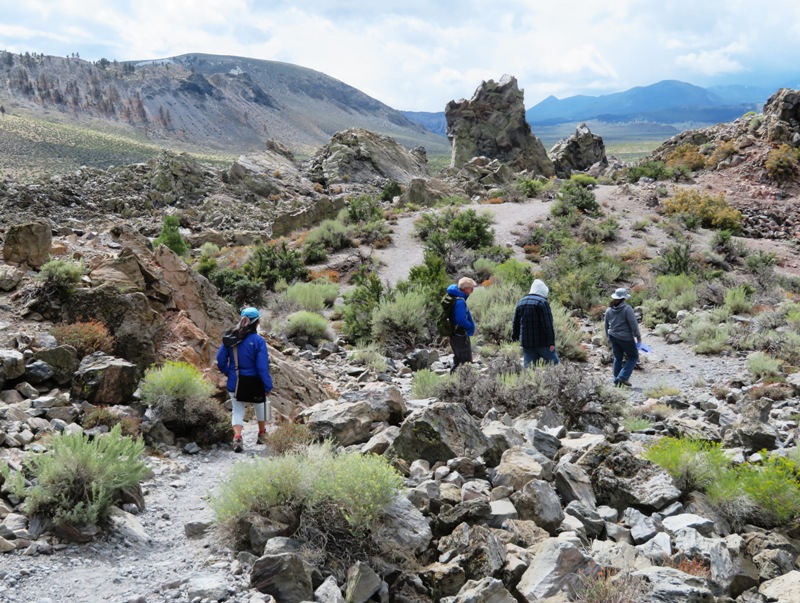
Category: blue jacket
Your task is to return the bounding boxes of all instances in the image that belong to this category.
[216,331,273,394]
[447,284,475,337]
[512,294,555,348]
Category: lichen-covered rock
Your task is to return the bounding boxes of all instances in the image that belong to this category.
[69,352,138,405]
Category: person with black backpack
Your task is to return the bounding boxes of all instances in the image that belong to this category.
[216,307,273,453]
[443,277,477,374]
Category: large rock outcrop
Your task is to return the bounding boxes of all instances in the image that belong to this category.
[550,123,608,177]
[762,88,800,144]
[2,221,52,269]
[305,128,429,187]
[445,75,555,177]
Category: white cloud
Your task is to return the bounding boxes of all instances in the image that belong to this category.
[0,1,799,109]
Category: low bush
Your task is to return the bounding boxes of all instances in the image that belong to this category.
[211,442,403,543]
[491,258,534,290]
[517,178,545,197]
[626,160,673,183]
[552,304,588,361]
[371,290,431,350]
[472,257,498,282]
[765,144,799,182]
[573,571,650,603]
[712,230,748,264]
[663,189,742,231]
[51,320,115,358]
[467,283,518,345]
[138,361,231,444]
[643,437,729,493]
[682,314,733,354]
[259,421,315,456]
[569,173,597,187]
[243,242,308,291]
[23,425,147,528]
[37,258,85,290]
[350,342,388,372]
[411,368,446,399]
[153,214,189,255]
[341,270,384,342]
[643,382,682,398]
[551,181,600,216]
[414,207,495,251]
[302,220,351,261]
[438,362,621,431]
[747,352,782,380]
[623,416,653,432]
[724,285,752,314]
[580,218,619,244]
[284,281,339,311]
[654,242,695,276]
[344,194,384,224]
[284,311,330,342]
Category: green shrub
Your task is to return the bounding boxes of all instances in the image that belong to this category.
[371,290,431,349]
[350,342,388,372]
[472,257,498,282]
[209,267,264,308]
[747,352,782,380]
[643,382,682,398]
[552,181,600,216]
[37,258,85,289]
[656,274,695,301]
[153,215,189,255]
[626,160,673,183]
[411,369,446,399]
[765,144,799,182]
[345,194,384,223]
[380,182,402,202]
[492,258,534,290]
[654,242,694,276]
[467,283,518,345]
[51,320,115,358]
[446,208,495,249]
[643,437,729,493]
[138,362,231,446]
[341,270,384,342]
[349,219,391,247]
[439,362,621,431]
[569,174,597,187]
[707,454,800,529]
[631,219,651,231]
[552,304,588,361]
[517,178,545,197]
[244,242,308,290]
[712,230,748,264]
[683,315,732,354]
[304,219,351,254]
[23,425,147,528]
[211,442,403,532]
[708,141,738,167]
[542,242,627,311]
[663,189,742,231]
[259,421,315,456]
[284,281,339,311]
[623,416,654,432]
[285,311,330,342]
[724,285,752,314]
[580,218,619,244]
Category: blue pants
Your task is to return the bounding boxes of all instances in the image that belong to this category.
[608,335,638,383]
[523,347,560,368]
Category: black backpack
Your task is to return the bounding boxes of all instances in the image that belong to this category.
[437,293,458,337]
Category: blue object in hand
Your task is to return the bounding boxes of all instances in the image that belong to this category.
[637,342,651,353]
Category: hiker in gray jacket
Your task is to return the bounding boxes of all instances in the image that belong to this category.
[604,288,641,387]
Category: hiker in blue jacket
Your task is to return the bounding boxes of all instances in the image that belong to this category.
[512,278,559,367]
[604,288,641,387]
[446,277,477,374]
[216,307,273,452]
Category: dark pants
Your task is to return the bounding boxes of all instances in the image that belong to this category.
[449,334,473,374]
[608,335,639,383]
[523,346,560,368]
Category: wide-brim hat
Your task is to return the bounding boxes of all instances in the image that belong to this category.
[611,288,631,300]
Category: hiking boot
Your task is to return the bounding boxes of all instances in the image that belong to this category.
[616,379,632,388]
[232,436,244,453]
[257,431,269,445]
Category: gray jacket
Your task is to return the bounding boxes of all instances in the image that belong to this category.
[604,302,641,341]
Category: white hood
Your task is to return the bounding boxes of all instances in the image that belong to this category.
[530,279,549,298]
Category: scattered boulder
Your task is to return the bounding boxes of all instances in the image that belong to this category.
[2,221,52,268]
[550,123,608,177]
[69,352,138,405]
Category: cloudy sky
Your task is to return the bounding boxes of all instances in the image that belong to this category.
[1,1,799,111]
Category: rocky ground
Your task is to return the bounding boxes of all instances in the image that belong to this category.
[0,181,788,603]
